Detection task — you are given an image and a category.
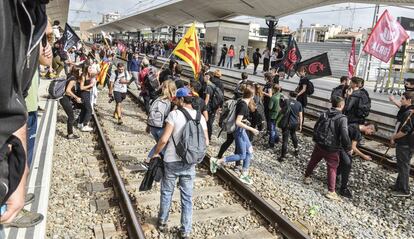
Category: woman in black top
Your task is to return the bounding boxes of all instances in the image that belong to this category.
[210,88,259,185]
[60,68,82,139]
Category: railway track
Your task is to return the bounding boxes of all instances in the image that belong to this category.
[91,88,310,239]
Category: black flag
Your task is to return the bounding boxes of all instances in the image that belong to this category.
[283,38,302,77]
[62,23,80,51]
[296,53,332,79]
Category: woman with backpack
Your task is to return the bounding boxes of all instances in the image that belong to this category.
[78,62,97,132]
[60,67,82,139]
[146,80,177,161]
[268,84,282,148]
[210,87,260,185]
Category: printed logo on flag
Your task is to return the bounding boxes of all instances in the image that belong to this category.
[363,10,409,63]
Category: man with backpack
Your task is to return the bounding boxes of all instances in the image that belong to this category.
[234,72,248,99]
[304,96,352,201]
[109,63,131,125]
[344,77,371,124]
[277,91,303,162]
[205,73,224,140]
[150,87,208,239]
[331,76,349,102]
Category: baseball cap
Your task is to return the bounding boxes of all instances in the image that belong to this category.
[175,87,192,99]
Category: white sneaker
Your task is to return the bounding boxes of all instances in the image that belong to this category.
[77,123,83,129]
[81,125,93,132]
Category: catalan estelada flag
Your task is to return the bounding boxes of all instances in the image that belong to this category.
[172,23,201,78]
[97,61,110,86]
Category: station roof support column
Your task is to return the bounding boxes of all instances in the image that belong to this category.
[151,28,155,41]
[137,31,141,41]
[265,16,278,50]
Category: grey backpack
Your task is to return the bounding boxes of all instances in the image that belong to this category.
[172,108,207,164]
[48,77,67,99]
[147,98,171,128]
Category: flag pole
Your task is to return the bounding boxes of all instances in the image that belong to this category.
[159,51,175,70]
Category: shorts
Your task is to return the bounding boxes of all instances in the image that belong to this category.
[114,91,126,103]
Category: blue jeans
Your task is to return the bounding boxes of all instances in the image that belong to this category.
[159,161,195,234]
[226,56,233,68]
[147,127,164,159]
[27,111,38,167]
[224,128,252,171]
[268,119,280,147]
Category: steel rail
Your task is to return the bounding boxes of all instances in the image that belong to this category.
[92,113,146,239]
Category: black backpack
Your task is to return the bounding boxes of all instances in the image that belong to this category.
[277,98,292,129]
[307,80,315,95]
[209,84,224,111]
[313,112,344,148]
[330,85,343,102]
[355,88,371,119]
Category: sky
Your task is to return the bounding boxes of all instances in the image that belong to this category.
[68,0,414,32]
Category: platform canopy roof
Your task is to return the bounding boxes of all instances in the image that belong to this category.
[88,0,414,33]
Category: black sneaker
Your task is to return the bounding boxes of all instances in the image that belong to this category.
[157,221,168,232]
[391,191,411,197]
[277,156,285,162]
[388,185,397,192]
[339,188,353,199]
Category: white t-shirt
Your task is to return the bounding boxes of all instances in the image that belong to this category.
[110,71,130,93]
[164,108,207,163]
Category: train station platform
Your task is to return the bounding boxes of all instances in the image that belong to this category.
[4,79,57,239]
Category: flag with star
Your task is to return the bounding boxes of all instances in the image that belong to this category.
[172,23,201,78]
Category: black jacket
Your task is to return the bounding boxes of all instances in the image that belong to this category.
[344,88,369,124]
[314,108,352,152]
[0,0,48,147]
[395,105,414,145]
[139,158,164,191]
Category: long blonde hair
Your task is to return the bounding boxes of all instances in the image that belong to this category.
[160,80,176,101]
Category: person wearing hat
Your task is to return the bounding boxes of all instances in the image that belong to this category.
[151,87,209,239]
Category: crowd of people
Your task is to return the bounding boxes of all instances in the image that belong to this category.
[1,2,414,238]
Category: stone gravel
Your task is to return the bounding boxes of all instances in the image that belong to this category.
[46,111,126,238]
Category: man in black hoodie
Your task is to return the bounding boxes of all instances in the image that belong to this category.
[344,77,371,124]
[304,96,352,201]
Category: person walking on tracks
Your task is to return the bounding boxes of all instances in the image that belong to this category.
[277,91,303,162]
[304,96,352,201]
[78,63,97,131]
[210,87,260,185]
[150,87,209,239]
[109,62,131,125]
[337,122,377,198]
[390,91,414,197]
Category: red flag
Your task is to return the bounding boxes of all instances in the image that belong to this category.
[363,10,409,63]
[348,38,356,78]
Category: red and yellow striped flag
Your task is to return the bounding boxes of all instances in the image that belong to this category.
[172,23,201,78]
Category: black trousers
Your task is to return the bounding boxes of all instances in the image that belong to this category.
[217,133,234,158]
[263,58,270,72]
[218,55,226,67]
[253,62,259,73]
[205,54,212,64]
[239,58,246,69]
[337,149,352,190]
[281,127,298,157]
[59,96,75,135]
[395,144,413,194]
[217,133,240,166]
[79,91,92,125]
[207,111,216,140]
